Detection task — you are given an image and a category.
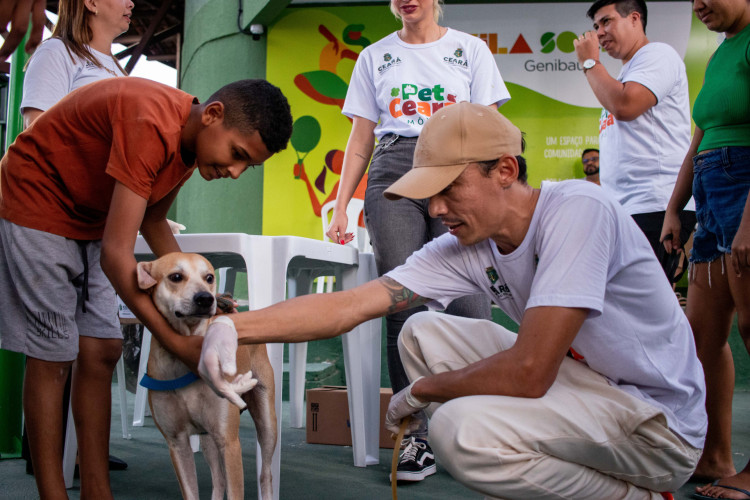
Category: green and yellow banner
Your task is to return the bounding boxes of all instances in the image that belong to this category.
[264,2,717,238]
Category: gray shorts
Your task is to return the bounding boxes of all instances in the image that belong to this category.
[0,219,121,362]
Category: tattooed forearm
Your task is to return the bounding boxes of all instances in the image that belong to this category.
[379,277,431,314]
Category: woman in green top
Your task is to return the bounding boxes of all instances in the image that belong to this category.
[661,0,750,497]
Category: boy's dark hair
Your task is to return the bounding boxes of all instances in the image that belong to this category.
[582,148,599,157]
[587,0,648,33]
[206,80,293,154]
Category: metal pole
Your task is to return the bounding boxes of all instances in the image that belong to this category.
[0,31,30,460]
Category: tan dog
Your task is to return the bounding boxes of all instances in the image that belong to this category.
[136,252,276,500]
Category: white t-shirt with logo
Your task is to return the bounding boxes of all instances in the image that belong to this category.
[21,37,123,113]
[598,42,694,214]
[387,180,706,448]
[343,29,510,139]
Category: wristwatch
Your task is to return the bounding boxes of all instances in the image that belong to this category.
[583,59,598,73]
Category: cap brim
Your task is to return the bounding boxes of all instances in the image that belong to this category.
[383,163,470,200]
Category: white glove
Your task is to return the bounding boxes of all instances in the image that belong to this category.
[198,316,257,409]
[166,219,186,234]
[385,377,430,435]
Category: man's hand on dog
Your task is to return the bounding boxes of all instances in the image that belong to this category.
[215,293,239,314]
[385,377,430,434]
[198,316,257,409]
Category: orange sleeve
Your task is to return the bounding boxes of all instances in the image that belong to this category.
[105,118,172,200]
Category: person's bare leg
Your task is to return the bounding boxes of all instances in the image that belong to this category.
[688,259,737,481]
[727,252,750,364]
[23,356,73,500]
[71,337,121,500]
[697,256,750,496]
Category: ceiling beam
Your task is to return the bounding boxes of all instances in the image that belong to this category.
[115,24,181,60]
[124,0,175,74]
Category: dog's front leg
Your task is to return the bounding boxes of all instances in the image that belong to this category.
[200,434,237,500]
[166,434,200,500]
[214,435,244,500]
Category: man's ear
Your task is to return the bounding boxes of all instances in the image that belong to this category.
[494,155,520,188]
[136,262,158,290]
[201,101,225,126]
[630,11,641,29]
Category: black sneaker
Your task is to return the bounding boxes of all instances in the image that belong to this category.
[391,436,436,482]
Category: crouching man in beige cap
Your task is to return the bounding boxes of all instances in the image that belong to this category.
[197,102,706,499]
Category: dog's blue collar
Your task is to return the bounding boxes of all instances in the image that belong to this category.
[139,372,200,391]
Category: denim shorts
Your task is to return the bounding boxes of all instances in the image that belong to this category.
[691,146,750,263]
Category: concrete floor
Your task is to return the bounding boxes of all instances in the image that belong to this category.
[1,389,749,499]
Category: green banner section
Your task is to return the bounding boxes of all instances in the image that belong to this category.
[264,4,715,238]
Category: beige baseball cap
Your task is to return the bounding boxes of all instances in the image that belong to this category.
[383,102,522,200]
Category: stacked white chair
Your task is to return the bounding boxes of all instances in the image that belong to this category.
[288,198,376,429]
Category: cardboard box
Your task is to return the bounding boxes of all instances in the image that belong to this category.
[306,386,396,449]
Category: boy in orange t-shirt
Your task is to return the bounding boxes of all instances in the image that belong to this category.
[0,77,292,499]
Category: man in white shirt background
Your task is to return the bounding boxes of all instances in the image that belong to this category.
[574,0,696,279]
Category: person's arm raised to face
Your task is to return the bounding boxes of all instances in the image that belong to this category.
[574,31,656,121]
[100,181,202,371]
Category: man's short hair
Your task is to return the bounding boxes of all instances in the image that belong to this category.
[582,148,599,158]
[587,0,648,32]
[206,80,293,154]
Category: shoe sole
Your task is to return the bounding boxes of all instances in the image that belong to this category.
[390,464,437,482]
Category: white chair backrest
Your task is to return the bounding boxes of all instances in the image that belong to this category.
[321,198,372,253]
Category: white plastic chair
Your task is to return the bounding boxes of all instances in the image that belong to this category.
[288,198,377,429]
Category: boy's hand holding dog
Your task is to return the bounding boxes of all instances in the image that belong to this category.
[199,316,258,409]
[385,377,430,434]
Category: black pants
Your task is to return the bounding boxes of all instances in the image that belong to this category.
[631,210,697,282]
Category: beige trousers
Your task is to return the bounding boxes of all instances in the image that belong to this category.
[398,312,700,500]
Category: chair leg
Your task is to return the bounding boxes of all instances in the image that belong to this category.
[132,329,151,427]
[62,400,77,488]
[115,356,131,439]
[289,342,308,428]
[189,434,200,453]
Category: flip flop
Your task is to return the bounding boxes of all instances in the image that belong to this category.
[693,480,750,500]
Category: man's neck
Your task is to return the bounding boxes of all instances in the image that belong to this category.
[622,36,649,64]
[492,186,541,255]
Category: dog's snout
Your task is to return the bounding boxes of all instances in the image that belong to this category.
[194,291,215,309]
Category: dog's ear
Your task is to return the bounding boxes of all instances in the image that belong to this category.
[136,261,158,290]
